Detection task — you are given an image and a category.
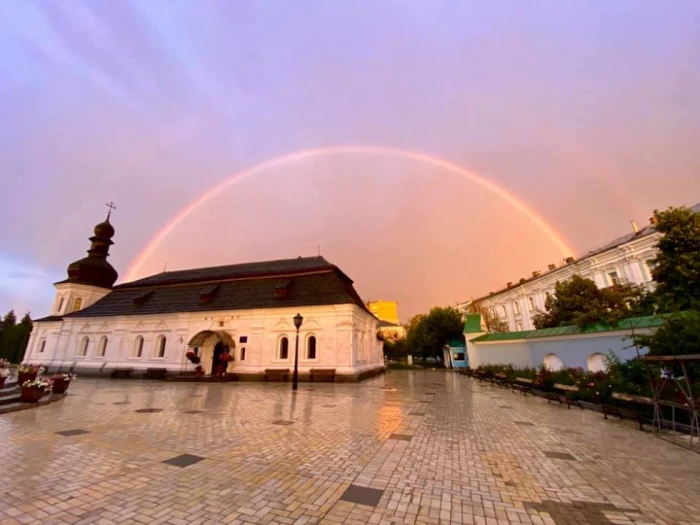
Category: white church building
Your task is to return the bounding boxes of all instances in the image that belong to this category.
[23,214,385,381]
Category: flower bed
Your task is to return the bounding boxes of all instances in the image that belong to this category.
[472,355,699,423]
[16,365,45,387]
[51,373,76,394]
[20,378,52,403]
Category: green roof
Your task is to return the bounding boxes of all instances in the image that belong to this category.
[463,314,483,334]
[448,339,466,348]
[470,314,666,342]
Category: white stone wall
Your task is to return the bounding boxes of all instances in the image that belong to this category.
[475,231,660,332]
[24,303,383,377]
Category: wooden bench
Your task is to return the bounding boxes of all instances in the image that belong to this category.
[511,377,535,396]
[310,368,336,382]
[603,393,654,430]
[144,368,167,380]
[110,368,133,379]
[264,369,290,382]
[543,383,583,409]
[491,373,509,387]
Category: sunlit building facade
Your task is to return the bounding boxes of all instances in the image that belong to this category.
[464,217,663,333]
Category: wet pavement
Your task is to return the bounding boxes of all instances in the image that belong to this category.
[1,371,698,525]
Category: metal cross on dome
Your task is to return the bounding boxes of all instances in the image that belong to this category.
[106,201,117,219]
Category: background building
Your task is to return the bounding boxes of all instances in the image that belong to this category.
[366,300,406,340]
[461,204,699,333]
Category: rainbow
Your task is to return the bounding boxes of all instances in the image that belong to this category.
[124,146,575,282]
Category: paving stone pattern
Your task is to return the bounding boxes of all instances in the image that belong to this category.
[1,372,699,525]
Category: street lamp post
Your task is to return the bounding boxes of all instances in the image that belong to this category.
[292,313,304,391]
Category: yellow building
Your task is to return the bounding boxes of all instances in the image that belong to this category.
[366,300,400,324]
[367,300,405,340]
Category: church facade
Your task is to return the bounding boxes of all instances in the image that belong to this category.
[23,214,385,381]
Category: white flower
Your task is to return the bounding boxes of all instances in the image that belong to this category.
[0,369,10,378]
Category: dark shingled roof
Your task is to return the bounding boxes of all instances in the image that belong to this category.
[34,315,64,323]
[65,256,369,318]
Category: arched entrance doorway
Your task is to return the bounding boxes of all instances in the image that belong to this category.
[187,330,236,375]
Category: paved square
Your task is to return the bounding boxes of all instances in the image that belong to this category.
[1,371,699,525]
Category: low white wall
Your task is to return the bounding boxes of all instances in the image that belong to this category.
[467,330,648,371]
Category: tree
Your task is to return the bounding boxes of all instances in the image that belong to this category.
[532,275,651,329]
[0,310,33,363]
[405,306,464,362]
[1,310,16,328]
[383,338,408,360]
[634,311,700,357]
[466,301,508,333]
[651,206,700,312]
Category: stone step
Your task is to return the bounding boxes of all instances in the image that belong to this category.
[1,379,18,389]
[0,389,20,406]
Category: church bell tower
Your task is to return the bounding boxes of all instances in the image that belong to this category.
[51,203,119,316]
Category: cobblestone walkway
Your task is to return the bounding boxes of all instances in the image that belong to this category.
[1,371,698,525]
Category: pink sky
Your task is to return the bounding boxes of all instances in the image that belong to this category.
[1,2,698,320]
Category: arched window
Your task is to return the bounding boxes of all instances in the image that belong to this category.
[57,297,64,313]
[39,340,46,353]
[587,353,607,373]
[513,301,520,314]
[156,335,166,358]
[97,336,108,357]
[500,305,507,317]
[307,335,317,359]
[490,308,496,318]
[279,336,289,359]
[528,296,536,311]
[544,353,564,372]
[240,347,246,361]
[134,336,144,358]
[72,298,83,312]
[78,336,89,357]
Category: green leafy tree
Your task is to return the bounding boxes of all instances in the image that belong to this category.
[635,311,700,357]
[383,338,408,360]
[405,306,464,363]
[650,206,700,312]
[533,275,651,329]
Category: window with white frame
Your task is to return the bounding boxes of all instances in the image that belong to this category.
[500,305,507,317]
[278,336,289,359]
[39,340,46,353]
[57,296,64,313]
[608,271,620,286]
[155,335,166,358]
[306,335,317,359]
[97,336,108,357]
[134,336,144,358]
[490,307,496,318]
[528,296,536,310]
[72,297,83,312]
[78,336,89,357]
[513,301,520,314]
[516,322,523,331]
